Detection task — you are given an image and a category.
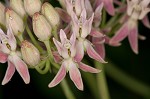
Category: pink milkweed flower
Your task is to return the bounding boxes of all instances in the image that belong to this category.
[94,0,115,16]
[71,9,106,63]
[0,26,30,85]
[48,29,100,90]
[110,0,150,54]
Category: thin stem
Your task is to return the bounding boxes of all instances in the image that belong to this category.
[81,72,99,99]
[52,25,59,40]
[95,61,110,99]
[17,33,24,42]
[25,17,43,53]
[60,79,76,99]
[44,40,54,60]
[101,10,107,28]
[105,61,150,98]
[35,60,50,74]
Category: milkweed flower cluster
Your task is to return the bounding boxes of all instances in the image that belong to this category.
[0,0,149,92]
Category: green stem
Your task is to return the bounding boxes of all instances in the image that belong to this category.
[81,72,99,99]
[60,79,76,99]
[35,60,50,74]
[101,10,107,28]
[103,14,120,28]
[95,61,110,99]
[25,17,43,53]
[105,61,150,98]
[44,40,54,60]
[52,25,58,40]
[17,33,24,42]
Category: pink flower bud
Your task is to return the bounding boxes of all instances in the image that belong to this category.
[10,0,26,17]
[5,8,25,36]
[0,2,5,26]
[21,40,40,67]
[41,2,60,28]
[24,0,41,17]
[33,12,52,41]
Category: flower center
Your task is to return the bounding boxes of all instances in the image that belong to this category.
[63,39,71,49]
[134,4,142,11]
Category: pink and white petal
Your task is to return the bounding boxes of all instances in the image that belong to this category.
[7,25,16,50]
[104,0,115,16]
[84,0,93,17]
[60,29,67,44]
[0,52,8,63]
[78,62,101,73]
[69,62,83,90]
[2,61,15,85]
[81,14,94,38]
[65,0,73,15]
[55,7,71,23]
[141,16,150,28]
[84,40,107,63]
[10,54,30,84]
[75,0,83,16]
[74,41,84,62]
[110,22,129,45]
[80,9,87,22]
[70,32,76,57]
[128,26,138,54]
[53,38,63,55]
[48,62,66,88]
[95,44,105,59]
[90,29,104,37]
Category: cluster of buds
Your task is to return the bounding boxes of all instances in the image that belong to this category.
[0,0,149,92]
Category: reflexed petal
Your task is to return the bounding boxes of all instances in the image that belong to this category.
[74,41,84,62]
[110,22,129,45]
[141,16,150,28]
[2,61,15,85]
[104,0,115,16]
[95,44,105,59]
[128,26,138,54]
[85,40,107,63]
[0,52,8,63]
[90,29,104,37]
[52,51,62,63]
[78,62,101,73]
[69,62,83,90]
[55,7,71,23]
[10,54,30,84]
[48,62,66,88]
[60,29,67,44]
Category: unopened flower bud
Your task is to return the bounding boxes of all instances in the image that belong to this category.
[10,0,26,17]
[5,8,25,36]
[24,0,42,16]
[0,2,5,25]
[33,12,52,41]
[21,40,40,67]
[42,2,60,28]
